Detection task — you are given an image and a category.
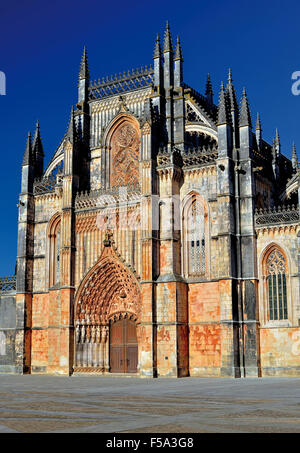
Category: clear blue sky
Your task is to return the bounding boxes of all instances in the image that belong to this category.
[0,0,299,275]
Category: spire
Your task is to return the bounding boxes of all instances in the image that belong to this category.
[255,113,262,150]
[292,142,298,172]
[174,35,183,87]
[32,120,44,158]
[272,136,276,156]
[226,69,239,148]
[239,88,252,128]
[275,128,280,145]
[275,128,281,156]
[22,132,33,166]
[163,21,173,53]
[153,33,162,59]
[32,120,44,177]
[174,36,183,61]
[66,107,76,143]
[272,136,279,179]
[153,33,163,90]
[256,112,261,131]
[79,46,89,80]
[163,21,174,90]
[226,69,238,111]
[205,74,213,96]
[205,74,213,105]
[217,82,231,125]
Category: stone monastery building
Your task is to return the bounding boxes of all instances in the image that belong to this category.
[0,23,300,377]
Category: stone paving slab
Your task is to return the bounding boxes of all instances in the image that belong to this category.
[0,375,299,433]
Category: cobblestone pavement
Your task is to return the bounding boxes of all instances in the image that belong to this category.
[0,375,299,433]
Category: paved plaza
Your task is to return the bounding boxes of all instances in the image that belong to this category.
[0,375,299,433]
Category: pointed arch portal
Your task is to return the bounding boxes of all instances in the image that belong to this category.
[73,244,141,373]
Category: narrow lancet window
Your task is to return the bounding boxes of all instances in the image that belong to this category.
[55,226,60,284]
[49,217,61,287]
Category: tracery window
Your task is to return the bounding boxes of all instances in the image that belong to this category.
[186,197,206,276]
[266,249,288,321]
[49,217,61,287]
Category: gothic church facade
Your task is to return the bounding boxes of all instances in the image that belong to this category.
[1,24,300,377]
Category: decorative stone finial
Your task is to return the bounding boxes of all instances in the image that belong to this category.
[174,36,183,61]
[256,112,261,131]
[239,88,252,128]
[104,230,114,247]
[163,20,173,53]
[217,81,231,125]
[22,132,33,166]
[79,46,89,80]
[153,33,161,59]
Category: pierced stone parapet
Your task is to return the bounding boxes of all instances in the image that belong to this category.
[157,146,183,168]
[89,66,154,100]
[75,184,141,211]
[182,145,217,168]
[33,172,63,195]
[0,276,16,293]
[255,204,299,227]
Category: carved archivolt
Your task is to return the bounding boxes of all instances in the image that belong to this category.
[75,245,141,327]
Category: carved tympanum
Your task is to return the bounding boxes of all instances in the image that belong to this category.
[75,245,140,326]
[111,122,140,187]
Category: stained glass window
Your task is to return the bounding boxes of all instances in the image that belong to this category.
[266,249,288,320]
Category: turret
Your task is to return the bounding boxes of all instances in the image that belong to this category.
[163,21,174,151]
[16,130,36,359]
[237,89,259,378]
[217,81,232,158]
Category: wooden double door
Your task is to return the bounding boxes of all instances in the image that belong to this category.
[110,318,138,373]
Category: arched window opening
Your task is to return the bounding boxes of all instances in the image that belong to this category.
[49,217,61,287]
[186,197,206,276]
[55,225,60,284]
[266,249,288,321]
